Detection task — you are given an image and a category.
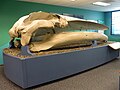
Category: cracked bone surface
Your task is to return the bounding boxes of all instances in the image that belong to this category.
[8,11,108,52]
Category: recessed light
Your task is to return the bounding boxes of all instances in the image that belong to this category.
[93,1,111,6]
[71,0,75,1]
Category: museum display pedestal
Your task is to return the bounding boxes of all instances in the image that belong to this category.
[3,45,119,88]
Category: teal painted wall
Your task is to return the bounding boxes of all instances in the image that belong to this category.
[0,0,104,64]
[104,12,120,41]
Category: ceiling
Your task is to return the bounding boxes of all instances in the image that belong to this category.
[19,0,120,12]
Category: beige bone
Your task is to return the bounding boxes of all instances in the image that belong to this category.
[29,32,108,52]
[9,11,108,46]
[9,12,68,46]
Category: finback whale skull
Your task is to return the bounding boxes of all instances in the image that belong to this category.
[8,11,108,52]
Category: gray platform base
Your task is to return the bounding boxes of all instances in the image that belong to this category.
[3,45,119,88]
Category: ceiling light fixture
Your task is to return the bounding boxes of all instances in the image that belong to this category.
[93,1,111,6]
[71,0,75,1]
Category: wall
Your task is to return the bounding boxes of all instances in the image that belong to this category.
[0,0,104,64]
[104,12,120,41]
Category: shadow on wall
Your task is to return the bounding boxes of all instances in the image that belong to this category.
[0,43,9,64]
